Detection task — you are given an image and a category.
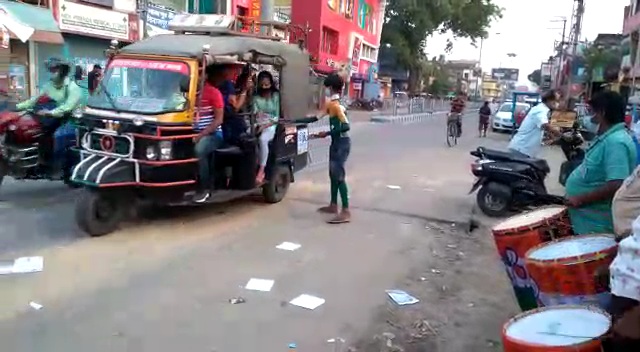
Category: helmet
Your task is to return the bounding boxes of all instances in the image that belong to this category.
[45,57,71,79]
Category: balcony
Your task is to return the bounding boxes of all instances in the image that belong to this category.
[624,12,640,35]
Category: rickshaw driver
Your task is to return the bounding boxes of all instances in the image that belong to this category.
[192,65,226,203]
[15,57,82,179]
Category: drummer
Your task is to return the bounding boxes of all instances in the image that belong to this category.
[565,91,637,235]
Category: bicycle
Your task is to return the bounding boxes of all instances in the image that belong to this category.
[446,112,461,147]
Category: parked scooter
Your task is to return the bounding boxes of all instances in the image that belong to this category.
[468,126,584,217]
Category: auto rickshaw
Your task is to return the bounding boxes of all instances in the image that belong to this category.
[71,14,314,236]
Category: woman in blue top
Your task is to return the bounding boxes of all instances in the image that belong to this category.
[253,71,280,184]
[565,91,637,235]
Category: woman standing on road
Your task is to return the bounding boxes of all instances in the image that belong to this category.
[478,101,491,137]
[314,73,351,224]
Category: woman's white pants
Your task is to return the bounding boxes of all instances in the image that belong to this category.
[259,126,276,167]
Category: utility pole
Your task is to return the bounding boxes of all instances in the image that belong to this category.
[261,0,274,32]
[564,0,584,106]
[475,37,483,99]
[139,0,149,39]
[551,17,568,89]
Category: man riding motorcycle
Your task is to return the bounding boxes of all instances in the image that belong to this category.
[15,58,82,178]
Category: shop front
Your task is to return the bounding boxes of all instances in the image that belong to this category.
[0,1,64,100]
[43,0,139,92]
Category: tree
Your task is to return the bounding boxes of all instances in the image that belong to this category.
[381,0,502,92]
[582,43,621,83]
[528,69,541,86]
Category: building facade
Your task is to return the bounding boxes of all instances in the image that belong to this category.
[0,0,64,101]
[445,60,479,95]
[43,0,139,93]
[291,0,384,99]
[481,75,501,100]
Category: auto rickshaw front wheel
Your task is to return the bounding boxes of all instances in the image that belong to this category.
[75,190,127,237]
[262,165,291,203]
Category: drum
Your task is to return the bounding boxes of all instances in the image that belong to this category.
[502,305,611,352]
[525,234,617,309]
[491,206,573,311]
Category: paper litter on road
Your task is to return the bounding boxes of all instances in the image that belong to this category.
[229,297,246,304]
[275,242,301,251]
[0,256,44,275]
[244,278,275,292]
[289,294,325,310]
[386,185,401,190]
[29,301,43,310]
[386,289,419,306]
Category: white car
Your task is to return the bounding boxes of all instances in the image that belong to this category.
[491,102,530,132]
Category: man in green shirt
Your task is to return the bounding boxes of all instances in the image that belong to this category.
[565,91,637,235]
[16,58,82,178]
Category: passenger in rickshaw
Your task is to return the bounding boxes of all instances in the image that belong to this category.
[253,71,280,184]
[193,65,226,202]
[220,65,253,144]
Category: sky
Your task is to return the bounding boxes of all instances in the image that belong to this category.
[424,0,630,86]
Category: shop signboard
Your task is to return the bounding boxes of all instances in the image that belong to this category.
[58,0,129,40]
[491,68,519,82]
[350,35,362,73]
[540,63,552,90]
[146,3,176,36]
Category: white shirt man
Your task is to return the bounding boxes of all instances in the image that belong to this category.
[508,102,551,158]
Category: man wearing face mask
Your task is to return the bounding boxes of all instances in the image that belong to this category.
[508,89,562,158]
[565,91,637,235]
[16,57,81,179]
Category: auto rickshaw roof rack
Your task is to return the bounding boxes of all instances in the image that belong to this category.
[168,14,309,49]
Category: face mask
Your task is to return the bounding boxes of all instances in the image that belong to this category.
[582,115,600,134]
[324,88,331,96]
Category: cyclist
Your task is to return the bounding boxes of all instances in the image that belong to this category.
[450,91,466,137]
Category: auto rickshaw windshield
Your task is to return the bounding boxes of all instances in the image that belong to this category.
[87,57,191,114]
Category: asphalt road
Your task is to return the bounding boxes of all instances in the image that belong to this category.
[0,112,567,351]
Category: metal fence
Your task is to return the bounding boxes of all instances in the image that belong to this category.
[368,98,482,116]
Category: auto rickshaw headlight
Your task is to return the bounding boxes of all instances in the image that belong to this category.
[72,107,84,119]
[145,145,158,160]
[159,140,172,160]
[133,116,144,126]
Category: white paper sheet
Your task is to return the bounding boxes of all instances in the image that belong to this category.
[386,290,419,305]
[244,278,275,292]
[12,256,44,274]
[29,301,43,310]
[386,185,401,190]
[275,242,302,251]
[289,294,325,310]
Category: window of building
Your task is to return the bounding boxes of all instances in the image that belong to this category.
[361,44,377,61]
[321,27,339,55]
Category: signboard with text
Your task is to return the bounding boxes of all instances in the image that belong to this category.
[58,0,129,40]
[491,68,519,82]
[146,3,175,36]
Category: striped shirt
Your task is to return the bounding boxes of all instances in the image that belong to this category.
[194,84,224,134]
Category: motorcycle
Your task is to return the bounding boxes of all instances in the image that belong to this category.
[0,96,79,190]
[468,126,584,217]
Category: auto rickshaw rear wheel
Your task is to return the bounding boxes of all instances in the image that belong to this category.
[262,165,291,203]
[75,190,126,237]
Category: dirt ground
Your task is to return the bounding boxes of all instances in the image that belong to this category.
[348,219,518,352]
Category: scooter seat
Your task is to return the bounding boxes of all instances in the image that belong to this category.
[477,147,550,173]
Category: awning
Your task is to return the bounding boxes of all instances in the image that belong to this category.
[0,0,63,44]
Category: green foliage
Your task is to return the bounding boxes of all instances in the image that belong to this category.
[381,0,502,90]
[582,43,621,82]
[528,69,541,86]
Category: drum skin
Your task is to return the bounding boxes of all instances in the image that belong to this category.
[502,305,610,352]
[525,234,617,309]
[492,207,574,311]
